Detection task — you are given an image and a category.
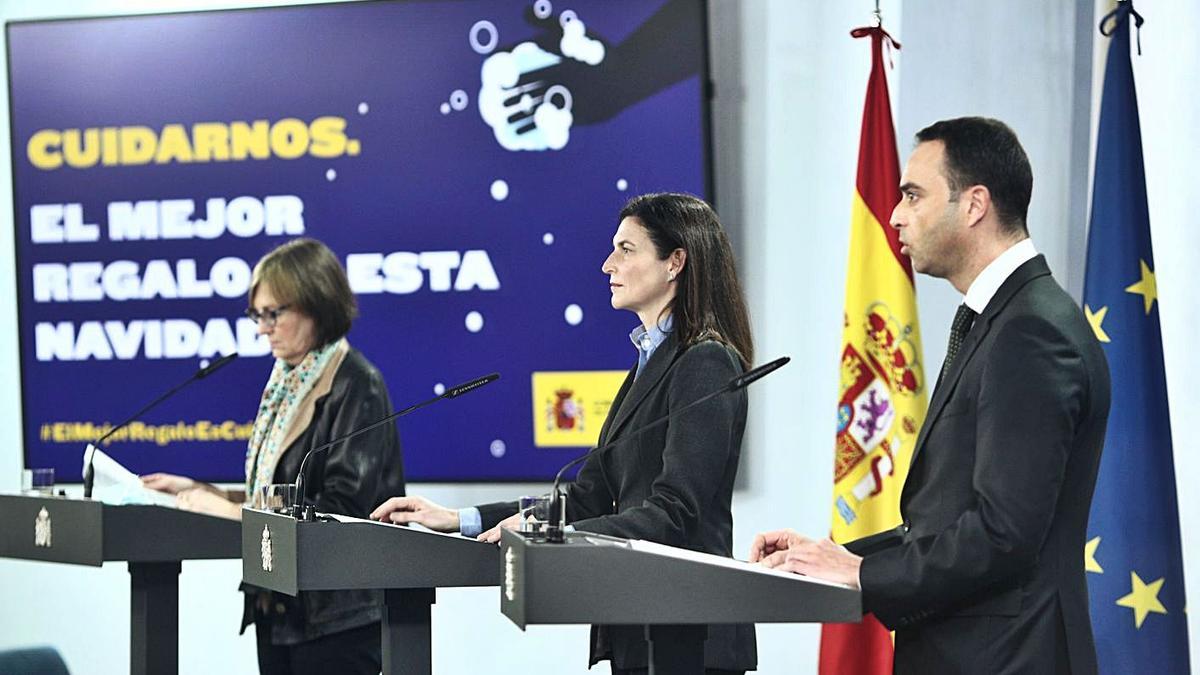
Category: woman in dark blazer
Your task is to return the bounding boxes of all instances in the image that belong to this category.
[372,193,757,674]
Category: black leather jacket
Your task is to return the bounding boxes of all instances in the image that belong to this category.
[240,347,406,645]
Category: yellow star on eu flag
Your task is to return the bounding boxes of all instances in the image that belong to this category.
[1085,537,1103,573]
[1124,259,1158,315]
[1085,305,1111,343]
[1116,571,1167,629]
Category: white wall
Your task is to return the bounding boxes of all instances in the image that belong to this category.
[718,1,905,669]
[2,1,1198,673]
[895,0,1092,369]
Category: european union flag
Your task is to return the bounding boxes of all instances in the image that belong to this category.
[1083,3,1190,672]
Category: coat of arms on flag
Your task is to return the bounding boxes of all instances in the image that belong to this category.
[834,303,921,528]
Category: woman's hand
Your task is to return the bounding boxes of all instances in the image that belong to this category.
[177,488,242,520]
[370,496,460,532]
[141,473,197,495]
[478,511,522,544]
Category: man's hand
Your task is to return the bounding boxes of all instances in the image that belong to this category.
[748,528,805,562]
[752,529,863,589]
[370,496,460,532]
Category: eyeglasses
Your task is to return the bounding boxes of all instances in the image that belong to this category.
[245,304,291,328]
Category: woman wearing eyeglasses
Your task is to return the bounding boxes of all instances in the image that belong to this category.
[142,237,406,675]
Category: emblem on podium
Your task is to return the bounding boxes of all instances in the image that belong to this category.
[504,547,517,601]
[261,525,273,572]
[34,507,52,548]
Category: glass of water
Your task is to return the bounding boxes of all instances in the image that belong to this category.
[518,493,564,534]
[21,468,55,496]
[256,483,296,514]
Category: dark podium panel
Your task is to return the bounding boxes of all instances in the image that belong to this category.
[0,494,240,675]
[500,529,862,674]
[242,508,499,675]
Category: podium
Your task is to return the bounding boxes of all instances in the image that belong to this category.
[241,508,499,675]
[0,494,240,675]
[500,529,862,675]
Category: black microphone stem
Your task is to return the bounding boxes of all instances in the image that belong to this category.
[96,353,240,446]
[545,356,789,543]
[97,376,200,447]
[292,372,499,520]
[550,381,728,489]
[291,393,445,509]
[84,352,239,498]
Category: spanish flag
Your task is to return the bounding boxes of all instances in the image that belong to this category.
[820,24,926,675]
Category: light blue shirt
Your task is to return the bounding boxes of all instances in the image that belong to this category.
[459,507,483,537]
[631,313,674,379]
[457,314,676,537]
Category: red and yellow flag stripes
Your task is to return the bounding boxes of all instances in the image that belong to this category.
[819,24,926,675]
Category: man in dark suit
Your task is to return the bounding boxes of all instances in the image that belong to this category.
[751,117,1111,674]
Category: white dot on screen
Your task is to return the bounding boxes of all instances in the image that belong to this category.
[198,359,210,369]
[490,179,509,201]
[325,169,337,181]
[564,304,583,325]
[542,232,554,245]
[616,178,628,191]
[490,440,507,458]
[357,102,369,115]
[440,102,451,115]
[434,383,446,396]
[465,311,484,332]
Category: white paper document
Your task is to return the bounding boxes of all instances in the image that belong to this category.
[628,539,853,588]
[322,512,485,541]
[82,444,176,507]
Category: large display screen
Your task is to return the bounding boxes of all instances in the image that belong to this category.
[8,0,711,482]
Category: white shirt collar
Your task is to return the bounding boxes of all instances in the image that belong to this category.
[963,238,1038,314]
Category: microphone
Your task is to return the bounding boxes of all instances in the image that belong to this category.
[728,355,789,390]
[291,372,499,521]
[444,372,500,398]
[195,352,239,379]
[83,352,240,498]
[543,356,790,543]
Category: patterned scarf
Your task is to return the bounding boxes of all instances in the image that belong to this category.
[245,338,343,499]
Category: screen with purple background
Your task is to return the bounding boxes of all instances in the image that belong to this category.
[8,0,710,482]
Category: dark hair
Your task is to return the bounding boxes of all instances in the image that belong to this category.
[249,238,357,348]
[915,117,1033,235]
[619,193,754,369]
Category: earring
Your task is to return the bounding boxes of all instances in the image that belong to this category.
[668,272,676,282]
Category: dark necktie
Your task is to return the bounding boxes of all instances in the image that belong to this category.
[939,304,977,386]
